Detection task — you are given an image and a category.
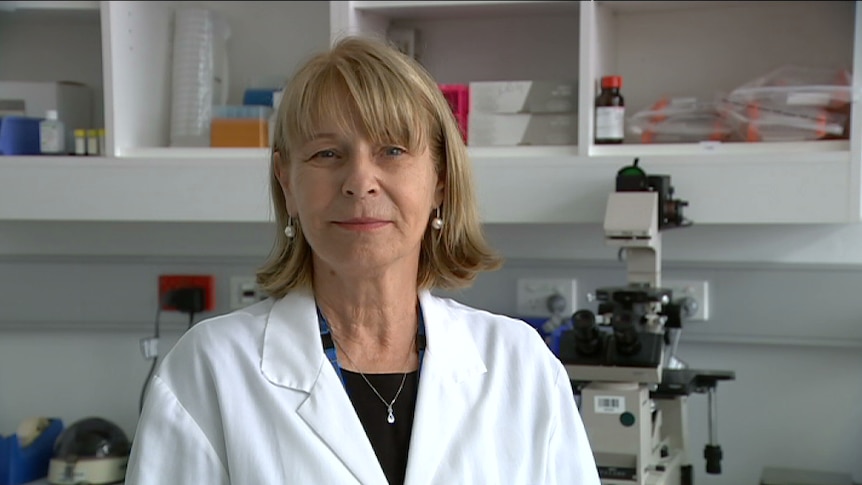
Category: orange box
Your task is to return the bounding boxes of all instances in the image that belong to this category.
[210,117,269,148]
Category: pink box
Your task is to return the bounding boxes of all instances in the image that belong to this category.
[439,84,469,143]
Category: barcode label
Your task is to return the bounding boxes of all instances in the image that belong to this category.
[595,395,625,414]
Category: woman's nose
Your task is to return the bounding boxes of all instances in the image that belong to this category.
[341,150,379,197]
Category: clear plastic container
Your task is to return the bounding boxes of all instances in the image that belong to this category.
[169,6,231,148]
[720,102,849,142]
[720,65,853,142]
[725,65,852,108]
[628,97,734,144]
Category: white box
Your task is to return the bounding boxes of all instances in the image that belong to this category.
[468,112,578,146]
[469,80,578,114]
[0,81,93,152]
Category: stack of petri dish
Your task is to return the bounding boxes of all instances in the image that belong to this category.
[169,6,231,148]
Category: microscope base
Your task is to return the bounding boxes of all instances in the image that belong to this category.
[599,447,684,485]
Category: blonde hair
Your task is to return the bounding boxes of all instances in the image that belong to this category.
[257,35,502,298]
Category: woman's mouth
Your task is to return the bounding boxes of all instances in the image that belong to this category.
[334,218,391,231]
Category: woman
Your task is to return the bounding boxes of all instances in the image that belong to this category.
[125,35,599,485]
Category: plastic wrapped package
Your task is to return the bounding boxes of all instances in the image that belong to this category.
[720,65,853,142]
[628,97,734,144]
[720,102,849,142]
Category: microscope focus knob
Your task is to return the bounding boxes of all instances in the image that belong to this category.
[678,296,699,319]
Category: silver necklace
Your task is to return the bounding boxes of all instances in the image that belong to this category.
[334,335,415,425]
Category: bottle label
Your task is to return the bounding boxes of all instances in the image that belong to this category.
[87,136,99,156]
[39,122,65,153]
[595,106,625,140]
[75,136,87,155]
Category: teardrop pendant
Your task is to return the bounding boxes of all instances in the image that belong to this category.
[387,406,395,424]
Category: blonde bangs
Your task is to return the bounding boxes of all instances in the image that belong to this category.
[284,53,434,161]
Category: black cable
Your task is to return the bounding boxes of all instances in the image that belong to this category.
[139,357,158,414]
[139,289,204,414]
[139,302,162,415]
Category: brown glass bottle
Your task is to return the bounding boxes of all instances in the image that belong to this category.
[594,75,625,144]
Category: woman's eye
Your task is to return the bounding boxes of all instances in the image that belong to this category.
[312,149,337,159]
[384,146,406,157]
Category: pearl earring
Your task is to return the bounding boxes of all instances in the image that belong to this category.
[284,216,296,238]
[431,207,443,230]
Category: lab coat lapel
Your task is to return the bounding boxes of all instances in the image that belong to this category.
[262,289,388,485]
[404,291,488,485]
[297,367,388,485]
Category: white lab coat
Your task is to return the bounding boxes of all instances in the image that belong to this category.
[125,288,600,485]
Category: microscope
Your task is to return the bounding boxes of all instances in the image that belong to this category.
[558,159,735,485]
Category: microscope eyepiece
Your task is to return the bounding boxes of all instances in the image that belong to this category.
[611,311,641,356]
[572,309,601,356]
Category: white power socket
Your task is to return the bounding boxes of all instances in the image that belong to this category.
[516,278,578,317]
[663,279,710,321]
[229,275,264,310]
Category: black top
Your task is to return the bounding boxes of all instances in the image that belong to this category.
[342,370,419,485]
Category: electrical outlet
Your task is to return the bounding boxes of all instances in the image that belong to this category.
[158,274,215,312]
[229,275,265,310]
[516,278,578,317]
[663,279,709,321]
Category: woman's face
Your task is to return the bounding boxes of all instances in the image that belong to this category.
[276,121,444,280]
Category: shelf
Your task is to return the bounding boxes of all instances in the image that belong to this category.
[352,1,579,19]
[589,140,851,158]
[1,141,855,225]
[0,155,274,223]
[597,1,738,14]
[118,147,271,160]
[471,148,855,225]
[61,139,852,162]
[467,140,851,163]
[1,1,857,227]
[0,1,99,11]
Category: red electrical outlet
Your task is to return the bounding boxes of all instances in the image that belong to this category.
[158,274,216,312]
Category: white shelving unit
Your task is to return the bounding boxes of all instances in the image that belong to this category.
[0,1,99,10]
[0,1,860,224]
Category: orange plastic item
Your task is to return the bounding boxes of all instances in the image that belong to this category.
[640,97,670,144]
[709,117,727,141]
[745,102,760,142]
[210,118,269,148]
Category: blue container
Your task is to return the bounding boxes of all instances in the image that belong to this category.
[242,88,280,107]
[0,116,42,155]
[520,316,573,357]
[0,418,64,485]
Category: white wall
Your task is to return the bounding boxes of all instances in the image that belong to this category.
[8,220,862,265]
[1,222,862,485]
[484,222,862,266]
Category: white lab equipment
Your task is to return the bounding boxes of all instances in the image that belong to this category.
[559,159,735,485]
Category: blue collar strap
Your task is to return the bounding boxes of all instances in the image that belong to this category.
[317,305,426,390]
